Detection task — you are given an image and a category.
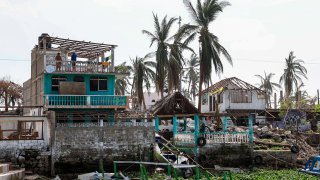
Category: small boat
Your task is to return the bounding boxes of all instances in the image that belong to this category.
[154,133,193,178]
[300,156,320,176]
[154,133,189,164]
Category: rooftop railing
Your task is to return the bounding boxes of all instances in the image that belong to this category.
[45,60,113,73]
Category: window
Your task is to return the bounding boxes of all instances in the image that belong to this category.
[74,76,84,82]
[230,90,252,103]
[90,77,108,91]
[202,94,208,105]
[51,76,67,91]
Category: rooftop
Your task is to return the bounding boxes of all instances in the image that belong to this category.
[199,77,264,96]
[38,33,117,60]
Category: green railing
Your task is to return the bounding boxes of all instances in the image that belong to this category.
[44,95,127,108]
[90,95,126,106]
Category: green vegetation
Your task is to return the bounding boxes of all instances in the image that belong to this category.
[225,169,317,180]
[125,169,317,180]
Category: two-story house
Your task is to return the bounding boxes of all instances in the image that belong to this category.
[23,33,128,124]
[199,77,266,124]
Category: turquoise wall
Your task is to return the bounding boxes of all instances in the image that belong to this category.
[44,73,115,95]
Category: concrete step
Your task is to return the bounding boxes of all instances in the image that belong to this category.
[0,168,25,180]
[0,164,9,174]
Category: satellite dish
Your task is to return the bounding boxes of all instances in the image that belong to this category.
[46,65,55,73]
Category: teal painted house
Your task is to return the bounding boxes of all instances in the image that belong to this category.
[23,33,128,124]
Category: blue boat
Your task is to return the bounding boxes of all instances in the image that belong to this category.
[300,156,320,175]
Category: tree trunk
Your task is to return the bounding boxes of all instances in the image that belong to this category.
[198,43,203,113]
[198,66,203,113]
[143,96,147,111]
[4,92,8,112]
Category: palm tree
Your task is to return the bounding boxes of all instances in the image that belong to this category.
[167,24,195,93]
[142,14,178,98]
[182,54,200,103]
[114,62,132,95]
[181,0,232,112]
[131,56,156,110]
[279,51,307,99]
[255,72,281,108]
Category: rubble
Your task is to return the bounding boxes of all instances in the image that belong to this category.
[253,125,318,165]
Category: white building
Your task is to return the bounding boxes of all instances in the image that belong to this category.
[200,77,266,124]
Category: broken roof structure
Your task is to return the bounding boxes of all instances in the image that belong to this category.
[199,77,265,96]
[38,33,117,60]
[150,92,199,116]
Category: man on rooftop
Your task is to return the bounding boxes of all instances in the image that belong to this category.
[71,52,77,71]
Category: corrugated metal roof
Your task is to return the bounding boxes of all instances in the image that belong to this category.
[199,77,264,96]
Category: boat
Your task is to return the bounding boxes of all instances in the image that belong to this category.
[300,156,320,176]
[154,133,193,177]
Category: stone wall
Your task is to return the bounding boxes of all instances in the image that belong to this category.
[253,150,297,168]
[198,144,252,167]
[53,126,154,173]
[0,140,48,158]
[0,140,51,174]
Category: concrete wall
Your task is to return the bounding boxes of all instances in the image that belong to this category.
[198,144,252,167]
[52,126,154,173]
[253,150,297,167]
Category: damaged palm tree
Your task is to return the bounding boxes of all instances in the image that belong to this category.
[131,56,156,110]
[180,0,233,112]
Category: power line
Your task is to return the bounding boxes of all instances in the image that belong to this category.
[235,58,320,64]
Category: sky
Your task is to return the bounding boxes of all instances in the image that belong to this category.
[0,0,319,98]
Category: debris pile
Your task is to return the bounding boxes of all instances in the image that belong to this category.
[253,125,318,164]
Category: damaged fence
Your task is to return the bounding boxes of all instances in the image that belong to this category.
[155,115,254,146]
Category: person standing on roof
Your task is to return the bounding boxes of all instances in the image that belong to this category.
[71,52,77,71]
[55,52,62,71]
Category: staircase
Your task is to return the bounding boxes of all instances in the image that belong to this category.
[0,163,25,180]
[155,133,213,176]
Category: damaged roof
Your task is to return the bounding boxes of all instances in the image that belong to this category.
[38,33,117,60]
[199,77,264,96]
[150,92,199,116]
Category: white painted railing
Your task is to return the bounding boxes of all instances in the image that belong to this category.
[56,122,154,128]
[174,132,249,145]
[203,133,249,144]
[45,60,112,73]
[174,133,194,144]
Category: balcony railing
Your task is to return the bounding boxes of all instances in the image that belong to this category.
[45,60,113,73]
[44,95,128,108]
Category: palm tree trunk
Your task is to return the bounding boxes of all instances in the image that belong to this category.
[198,65,203,113]
[4,92,8,112]
[198,43,203,113]
[187,77,191,94]
[143,97,147,111]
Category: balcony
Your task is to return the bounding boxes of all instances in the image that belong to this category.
[44,95,128,109]
[45,60,113,74]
